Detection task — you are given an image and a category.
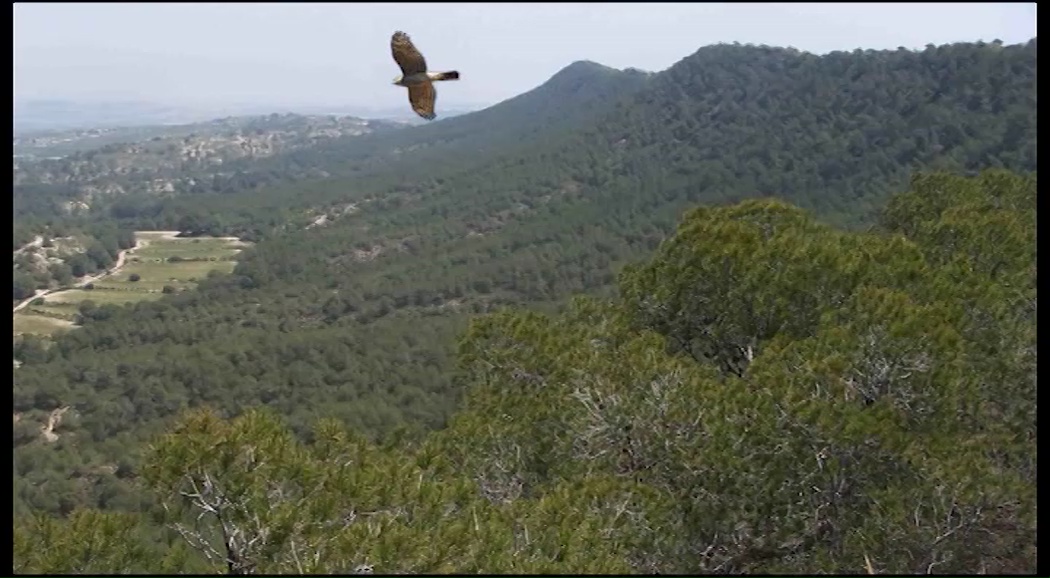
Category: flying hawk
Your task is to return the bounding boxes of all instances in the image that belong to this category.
[390,31,460,120]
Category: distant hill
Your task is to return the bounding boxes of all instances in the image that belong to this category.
[12,113,406,224]
[11,98,434,134]
[11,97,490,135]
[13,99,223,134]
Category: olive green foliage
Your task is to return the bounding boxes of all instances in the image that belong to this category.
[13,508,194,573]
[11,40,1037,554]
[446,170,1036,573]
[16,171,1035,573]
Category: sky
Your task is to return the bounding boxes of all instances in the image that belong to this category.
[13,2,1037,111]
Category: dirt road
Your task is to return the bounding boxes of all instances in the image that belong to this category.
[12,239,141,314]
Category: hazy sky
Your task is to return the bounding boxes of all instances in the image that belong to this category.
[14,2,1037,109]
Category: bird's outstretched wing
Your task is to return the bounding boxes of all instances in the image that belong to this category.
[391,31,428,76]
[407,83,437,120]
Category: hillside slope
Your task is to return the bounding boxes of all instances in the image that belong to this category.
[592,40,1037,222]
[12,40,1038,519]
[15,169,1037,574]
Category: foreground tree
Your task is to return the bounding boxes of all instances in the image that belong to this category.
[450,169,1036,573]
[138,407,676,573]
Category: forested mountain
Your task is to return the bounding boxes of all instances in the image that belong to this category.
[13,39,1037,572]
[48,39,1033,243]
[15,170,1037,573]
[14,41,1035,249]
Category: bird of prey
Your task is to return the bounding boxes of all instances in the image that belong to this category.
[390,31,460,120]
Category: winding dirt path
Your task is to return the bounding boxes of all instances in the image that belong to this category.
[12,239,141,313]
[13,231,247,317]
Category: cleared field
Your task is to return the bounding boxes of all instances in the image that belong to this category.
[13,233,249,337]
[14,313,75,336]
[136,230,182,241]
[96,260,237,292]
[134,238,244,261]
[43,288,149,306]
[24,303,79,319]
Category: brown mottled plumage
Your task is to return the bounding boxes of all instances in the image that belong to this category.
[390,31,460,120]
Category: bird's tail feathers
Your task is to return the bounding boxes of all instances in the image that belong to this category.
[429,71,460,81]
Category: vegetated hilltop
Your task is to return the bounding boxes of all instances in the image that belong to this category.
[14,169,1037,574]
[12,40,1037,532]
